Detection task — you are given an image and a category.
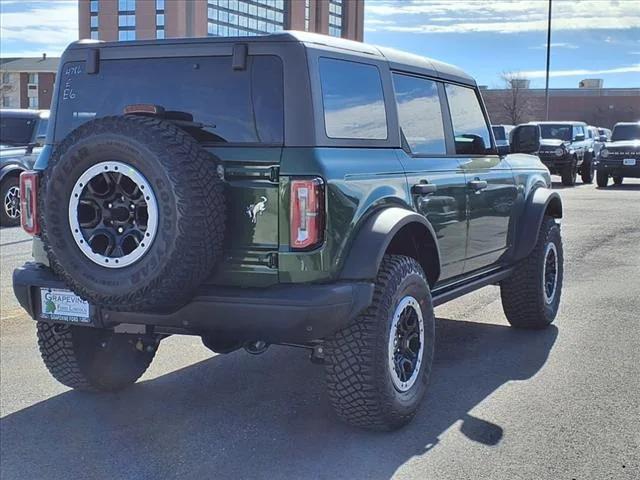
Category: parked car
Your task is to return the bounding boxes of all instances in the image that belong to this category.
[596,121,640,187]
[13,32,563,431]
[586,125,603,162]
[491,124,514,150]
[528,121,592,185]
[0,109,49,226]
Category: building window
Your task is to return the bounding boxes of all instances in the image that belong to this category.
[118,0,136,41]
[207,0,285,37]
[156,0,165,39]
[29,97,38,109]
[304,0,310,31]
[1,72,10,84]
[90,0,99,13]
[119,30,136,41]
[91,31,99,40]
[28,73,38,84]
[2,96,11,107]
[90,15,98,28]
[328,0,343,37]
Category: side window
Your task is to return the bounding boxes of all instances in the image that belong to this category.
[445,83,493,155]
[392,73,446,155]
[573,125,583,139]
[319,57,387,140]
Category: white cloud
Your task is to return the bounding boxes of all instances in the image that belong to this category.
[530,42,579,50]
[516,64,640,79]
[0,1,78,56]
[365,0,640,34]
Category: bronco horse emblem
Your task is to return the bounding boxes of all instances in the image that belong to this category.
[246,196,268,224]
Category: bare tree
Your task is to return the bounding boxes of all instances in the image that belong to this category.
[501,72,533,125]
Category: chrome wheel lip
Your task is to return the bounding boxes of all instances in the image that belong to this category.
[4,185,20,219]
[68,161,159,269]
[542,242,559,304]
[388,295,425,393]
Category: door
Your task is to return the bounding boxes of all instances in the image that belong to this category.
[392,73,468,281]
[443,83,518,273]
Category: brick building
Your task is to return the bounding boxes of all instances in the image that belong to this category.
[79,0,364,42]
[481,82,640,129]
[0,56,60,110]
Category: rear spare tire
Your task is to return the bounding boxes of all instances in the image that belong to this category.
[40,116,225,312]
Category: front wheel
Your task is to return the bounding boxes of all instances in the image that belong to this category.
[37,322,157,391]
[596,169,609,188]
[500,217,563,329]
[561,160,577,186]
[581,155,594,184]
[324,255,435,430]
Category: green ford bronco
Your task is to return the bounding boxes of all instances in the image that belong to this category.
[13,32,563,430]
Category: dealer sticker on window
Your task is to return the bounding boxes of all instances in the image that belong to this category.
[40,288,90,323]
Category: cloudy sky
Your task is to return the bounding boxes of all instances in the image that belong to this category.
[1,0,639,88]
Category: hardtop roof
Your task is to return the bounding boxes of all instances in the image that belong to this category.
[66,31,476,86]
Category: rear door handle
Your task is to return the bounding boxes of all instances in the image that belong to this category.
[411,183,437,195]
[468,180,488,191]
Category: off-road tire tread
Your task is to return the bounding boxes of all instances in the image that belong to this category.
[324,255,433,430]
[37,322,155,391]
[596,169,609,188]
[500,217,562,329]
[561,159,577,186]
[40,116,225,311]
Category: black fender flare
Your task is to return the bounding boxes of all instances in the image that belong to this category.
[511,188,562,262]
[339,207,441,283]
[0,164,25,183]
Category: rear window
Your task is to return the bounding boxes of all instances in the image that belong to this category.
[319,58,387,140]
[0,116,36,146]
[55,55,284,144]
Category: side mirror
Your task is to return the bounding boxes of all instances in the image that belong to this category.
[574,133,585,141]
[496,144,510,156]
[599,135,607,142]
[510,125,540,154]
[35,135,46,147]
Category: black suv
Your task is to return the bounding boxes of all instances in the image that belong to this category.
[13,33,563,430]
[0,109,49,226]
[530,121,593,186]
[596,121,640,187]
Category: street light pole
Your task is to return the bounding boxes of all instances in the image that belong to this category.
[544,0,552,121]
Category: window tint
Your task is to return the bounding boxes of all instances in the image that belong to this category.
[0,116,36,145]
[445,84,492,155]
[319,58,387,140]
[392,74,446,155]
[55,56,284,144]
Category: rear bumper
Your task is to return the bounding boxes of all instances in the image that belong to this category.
[13,263,374,343]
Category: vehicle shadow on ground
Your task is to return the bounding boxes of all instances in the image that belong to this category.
[0,319,557,480]
[550,180,591,189]
[596,184,640,191]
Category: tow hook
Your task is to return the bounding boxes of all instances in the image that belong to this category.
[244,340,269,355]
[310,344,325,365]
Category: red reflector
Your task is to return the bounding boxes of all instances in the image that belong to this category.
[124,104,164,116]
[290,178,324,250]
[20,171,39,236]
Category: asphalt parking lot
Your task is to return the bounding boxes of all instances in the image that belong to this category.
[1,179,638,480]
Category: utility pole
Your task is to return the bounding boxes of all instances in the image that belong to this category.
[544,0,552,121]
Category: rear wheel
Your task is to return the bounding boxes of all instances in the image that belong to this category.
[613,176,623,185]
[561,159,577,186]
[1,176,21,227]
[324,255,435,430]
[500,217,563,329]
[37,322,157,391]
[596,169,609,188]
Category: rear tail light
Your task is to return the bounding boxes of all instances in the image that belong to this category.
[290,178,325,250]
[20,171,39,236]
